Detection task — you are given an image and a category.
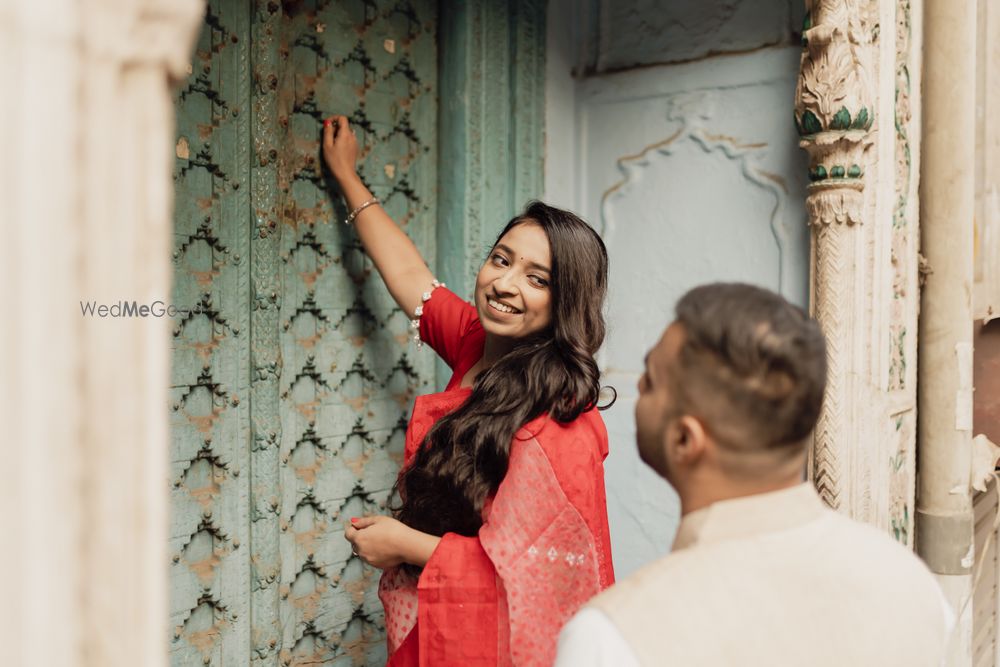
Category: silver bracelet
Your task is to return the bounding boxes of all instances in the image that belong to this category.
[344,197,379,225]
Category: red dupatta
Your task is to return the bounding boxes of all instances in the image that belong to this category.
[378,285,614,665]
[379,391,614,666]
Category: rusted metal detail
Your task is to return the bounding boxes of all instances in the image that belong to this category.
[250,0,285,664]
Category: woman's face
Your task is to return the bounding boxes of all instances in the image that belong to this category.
[474,221,553,340]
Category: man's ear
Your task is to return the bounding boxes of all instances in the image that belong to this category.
[666,415,708,467]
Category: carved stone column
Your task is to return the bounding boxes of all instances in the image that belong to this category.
[795,0,878,513]
[0,1,203,665]
[797,0,941,558]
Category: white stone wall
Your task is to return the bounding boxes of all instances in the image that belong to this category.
[0,2,203,664]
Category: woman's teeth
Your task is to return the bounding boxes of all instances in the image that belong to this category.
[488,298,518,314]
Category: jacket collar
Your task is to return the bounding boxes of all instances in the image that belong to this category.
[672,483,826,551]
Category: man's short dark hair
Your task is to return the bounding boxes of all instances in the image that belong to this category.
[671,283,827,455]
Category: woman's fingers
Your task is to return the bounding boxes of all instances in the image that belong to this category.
[335,115,349,135]
[324,115,348,139]
[322,120,335,149]
[343,516,378,544]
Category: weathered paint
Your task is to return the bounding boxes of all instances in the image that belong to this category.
[171,1,545,663]
[170,4,253,665]
[579,0,802,73]
[435,0,545,387]
[170,1,438,664]
[437,0,546,299]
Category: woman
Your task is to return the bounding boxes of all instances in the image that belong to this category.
[323,115,615,666]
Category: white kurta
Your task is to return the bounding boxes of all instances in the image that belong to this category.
[556,484,953,667]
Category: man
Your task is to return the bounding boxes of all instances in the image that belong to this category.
[556,283,952,666]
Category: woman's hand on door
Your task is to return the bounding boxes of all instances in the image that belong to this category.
[322,115,358,180]
[321,116,436,317]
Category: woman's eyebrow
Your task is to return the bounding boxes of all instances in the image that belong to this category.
[495,243,551,273]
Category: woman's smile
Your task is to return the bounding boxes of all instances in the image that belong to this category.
[474,221,553,338]
[487,297,521,315]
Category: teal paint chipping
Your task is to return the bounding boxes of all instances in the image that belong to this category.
[170,3,252,664]
[171,1,438,664]
[437,0,547,298]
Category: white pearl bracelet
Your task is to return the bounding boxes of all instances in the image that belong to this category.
[410,280,445,348]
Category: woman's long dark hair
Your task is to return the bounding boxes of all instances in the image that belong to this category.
[393,201,611,545]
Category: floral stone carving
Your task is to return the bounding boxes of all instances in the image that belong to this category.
[795,0,877,226]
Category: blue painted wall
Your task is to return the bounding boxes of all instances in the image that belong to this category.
[545,0,809,578]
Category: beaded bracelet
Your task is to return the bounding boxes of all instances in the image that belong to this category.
[344,197,379,225]
[410,280,445,348]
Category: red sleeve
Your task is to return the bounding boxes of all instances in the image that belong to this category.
[416,286,479,370]
[416,534,502,664]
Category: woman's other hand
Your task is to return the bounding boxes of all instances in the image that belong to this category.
[345,515,441,569]
[322,115,358,180]
[345,515,409,569]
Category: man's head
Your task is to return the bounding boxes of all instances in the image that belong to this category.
[635,283,827,507]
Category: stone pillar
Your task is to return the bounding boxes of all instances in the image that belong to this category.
[794,0,878,515]
[974,0,1000,322]
[796,0,926,545]
[917,0,977,661]
[0,1,203,664]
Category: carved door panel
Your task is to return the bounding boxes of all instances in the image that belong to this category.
[552,44,812,576]
[169,1,437,664]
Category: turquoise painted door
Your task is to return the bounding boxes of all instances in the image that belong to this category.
[169,1,438,664]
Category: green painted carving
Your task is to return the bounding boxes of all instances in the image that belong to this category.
[830,106,852,131]
[798,106,872,137]
[438,0,547,297]
[171,1,441,664]
[809,165,827,182]
[889,0,913,391]
[170,2,252,664]
[848,164,862,178]
[799,109,822,136]
[830,165,846,178]
[851,106,871,130]
[888,412,912,545]
[891,504,910,544]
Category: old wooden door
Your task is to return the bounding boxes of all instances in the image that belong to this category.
[169,1,438,664]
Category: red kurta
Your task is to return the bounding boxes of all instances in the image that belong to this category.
[379,286,615,666]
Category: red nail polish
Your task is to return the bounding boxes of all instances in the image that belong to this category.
[323,118,331,127]
[350,517,359,524]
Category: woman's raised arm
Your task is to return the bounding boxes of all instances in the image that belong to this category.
[322,115,436,317]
